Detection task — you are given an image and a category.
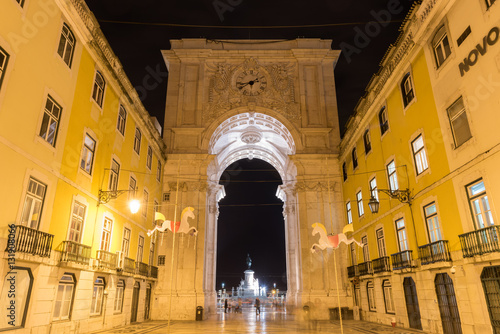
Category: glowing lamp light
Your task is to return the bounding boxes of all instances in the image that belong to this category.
[129,199,141,214]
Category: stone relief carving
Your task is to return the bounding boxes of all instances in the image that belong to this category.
[205,57,299,123]
[167,181,209,192]
[294,181,336,192]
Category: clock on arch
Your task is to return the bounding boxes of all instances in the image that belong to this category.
[234,68,268,96]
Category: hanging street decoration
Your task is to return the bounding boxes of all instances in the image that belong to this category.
[310,223,362,253]
[147,207,198,236]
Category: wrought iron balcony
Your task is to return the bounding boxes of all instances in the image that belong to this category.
[96,250,117,269]
[6,225,53,257]
[347,265,359,278]
[149,265,158,278]
[136,261,149,276]
[358,261,373,276]
[391,250,413,270]
[372,256,391,273]
[459,226,500,258]
[418,240,451,265]
[123,257,135,274]
[60,241,91,265]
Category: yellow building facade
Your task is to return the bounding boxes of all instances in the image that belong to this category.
[340,0,500,333]
[0,0,165,332]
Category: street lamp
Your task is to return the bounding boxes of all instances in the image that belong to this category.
[368,189,411,214]
[98,187,140,213]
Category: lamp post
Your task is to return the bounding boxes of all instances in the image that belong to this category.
[368,188,411,214]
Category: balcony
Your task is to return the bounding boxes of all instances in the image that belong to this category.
[418,240,451,265]
[96,250,117,269]
[149,265,158,278]
[60,241,91,265]
[136,261,149,276]
[347,265,359,278]
[391,250,413,270]
[459,226,500,258]
[358,261,373,276]
[123,257,135,274]
[372,257,391,273]
[6,225,53,257]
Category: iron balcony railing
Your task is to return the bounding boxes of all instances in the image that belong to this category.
[372,256,391,273]
[347,265,359,278]
[391,250,413,270]
[60,241,91,265]
[459,225,500,258]
[6,225,53,257]
[123,257,135,274]
[149,265,158,278]
[96,250,117,269]
[136,262,149,276]
[418,240,451,265]
[358,261,373,276]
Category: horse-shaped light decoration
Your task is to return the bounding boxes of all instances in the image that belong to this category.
[310,222,363,253]
[147,207,198,237]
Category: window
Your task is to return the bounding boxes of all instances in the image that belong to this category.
[0,47,9,91]
[382,280,395,313]
[134,128,141,154]
[412,135,429,175]
[376,228,386,257]
[142,190,148,217]
[352,148,358,170]
[80,134,96,174]
[369,177,378,201]
[108,159,120,191]
[379,107,389,135]
[357,191,364,217]
[342,162,348,181]
[350,243,357,265]
[467,179,495,229]
[53,274,75,321]
[424,203,442,242]
[91,71,105,107]
[122,228,131,257]
[20,178,46,229]
[447,97,472,147]
[363,129,371,154]
[362,236,369,262]
[486,0,496,9]
[39,96,62,147]
[346,202,352,224]
[432,26,451,68]
[367,281,376,311]
[157,160,162,182]
[15,0,25,8]
[90,277,105,316]
[68,201,85,243]
[146,146,152,169]
[387,160,399,191]
[129,176,137,200]
[117,105,126,135]
[401,73,415,107]
[137,236,144,262]
[1,268,33,329]
[396,218,409,251]
[100,218,112,252]
[149,236,155,266]
[114,280,125,313]
[354,284,361,307]
[158,255,166,266]
[57,24,75,67]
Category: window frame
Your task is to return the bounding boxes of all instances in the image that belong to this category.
[356,190,364,217]
[20,177,47,229]
[352,147,358,170]
[100,218,112,252]
[134,128,141,154]
[1,267,33,330]
[395,218,409,251]
[411,134,429,175]
[117,105,127,135]
[424,202,442,242]
[401,72,415,108]
[91,71,105,108]
[346,201,353,224]
[122,227,131,257]
[432,25,452,68]
[486,0,496,9]
[57,23,75,68]
[146,146,153,170]
[68,201,85,244]
[0,46,9,92]
[362,235,369,262]
[142,190,148,218]
[90,277,105,316]
[378,107,389,135]
[363,129,371,154]
[350,243,357,266]
[114,280,125,313]
[382,280,395,314]
[15,0,25,8]
[466,179,495,229]
[376,228,386,257]
[108,159,120,191]
[156,160,162,182]
[387,160,399,191]
[367,281,376,311]
[137,235,144,262]
[39,95,62,147]
[149,235,155,266]
[53,273,76,321]
[80,133,96,175]
[369,177,378,201]
[447,96,472,148]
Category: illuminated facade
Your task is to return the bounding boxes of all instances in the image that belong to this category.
[0,0,165,332]
[340,0,500,333]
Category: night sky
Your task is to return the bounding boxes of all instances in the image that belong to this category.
[83,0,417,292]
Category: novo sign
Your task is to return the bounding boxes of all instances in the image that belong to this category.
[459,27,499,77]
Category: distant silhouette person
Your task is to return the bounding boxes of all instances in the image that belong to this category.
[224,299,228,313]
[255,297,261,315]
[246,253,252,269]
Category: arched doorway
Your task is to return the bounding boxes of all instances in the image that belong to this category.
[435,273,462,334]
[131,281,140,323]
[403,277,422,329]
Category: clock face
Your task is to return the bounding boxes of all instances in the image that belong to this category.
[235,69,267,96]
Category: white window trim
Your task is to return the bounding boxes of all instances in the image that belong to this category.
[400,68,417,112]
[409,131,430,179]
[66,194,89,243]
[90,69,106,110]
[378,103,390,140]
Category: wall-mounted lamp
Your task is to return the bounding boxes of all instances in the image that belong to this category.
[368,189,411,214]
[98,188,140,214]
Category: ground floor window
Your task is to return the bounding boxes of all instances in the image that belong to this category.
[383,280,395,314]
[0,267,33,329]
[90,277,105,316]
[114,280,125,313]
[367,281,376,311]
[53,273,76,320]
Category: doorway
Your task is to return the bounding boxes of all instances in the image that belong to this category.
[131,281,140,323]
[403,277,422,330]
[144,283,151,320]
[481,266,500,333]
[435,273,462,334]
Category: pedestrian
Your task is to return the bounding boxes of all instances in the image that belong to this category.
[224,298,228,313]
[255,297,261,315]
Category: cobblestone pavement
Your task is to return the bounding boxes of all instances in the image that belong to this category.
[92,307,427,334]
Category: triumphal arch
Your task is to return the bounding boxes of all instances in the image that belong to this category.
[152,39,348,320]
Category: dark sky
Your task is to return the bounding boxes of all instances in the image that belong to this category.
[83,0,417,292]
